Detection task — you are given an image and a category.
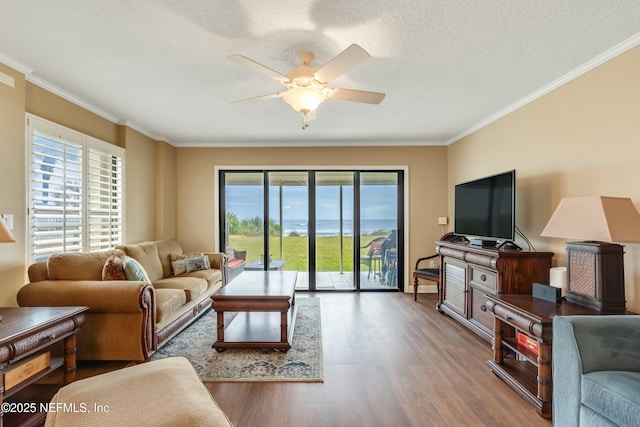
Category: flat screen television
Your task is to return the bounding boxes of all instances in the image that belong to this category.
[454,170,515,246]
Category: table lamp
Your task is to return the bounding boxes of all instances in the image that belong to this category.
[0,215,16,321]
[0,214,15,243]
[541,196,640,313]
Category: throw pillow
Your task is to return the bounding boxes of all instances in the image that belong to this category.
[225,247,236,261]
[122,256,152,284]
[185,255,210,273]
[102,255,127,281]
[170,252,203,276]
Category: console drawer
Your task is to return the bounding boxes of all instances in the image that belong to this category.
[471,267,497,290]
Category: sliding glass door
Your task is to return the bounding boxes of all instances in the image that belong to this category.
[359,172,400,290]
[315,172,355,290]
[268,171,309,284]
[219,169,403,291]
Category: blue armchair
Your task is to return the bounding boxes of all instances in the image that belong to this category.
[553,315,640,427]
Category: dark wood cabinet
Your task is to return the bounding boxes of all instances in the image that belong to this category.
[436,240,553,341]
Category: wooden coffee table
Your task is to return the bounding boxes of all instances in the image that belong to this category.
[211,271,297,352]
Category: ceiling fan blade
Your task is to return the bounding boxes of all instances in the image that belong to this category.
[228,55,289,83]
[327,88,386,104]
[315,44,371,83]
[231,92,284,105]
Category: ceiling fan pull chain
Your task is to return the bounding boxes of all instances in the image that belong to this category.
[301,111,310,129]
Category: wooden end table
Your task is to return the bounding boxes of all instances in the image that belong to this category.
[0,306,87,427]
[211,271,297,352]
[485,294,611,419]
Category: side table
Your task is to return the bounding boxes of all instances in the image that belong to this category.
[0,306,87,427]
[484,294,602,419]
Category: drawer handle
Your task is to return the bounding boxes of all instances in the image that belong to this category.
[480,304,487,312]
[41,333,56,343]
[480,274,487,282]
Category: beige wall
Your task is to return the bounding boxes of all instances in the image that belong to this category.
[0,64,173,305]
[26,83,121,146]
[448,46,640,311]
[122,126,163,243]
[0,63,27,306]
[175,145,449,290]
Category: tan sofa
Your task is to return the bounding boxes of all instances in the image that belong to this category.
[17,239,225,361]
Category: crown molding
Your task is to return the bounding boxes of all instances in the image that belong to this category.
[0,52,167,143]
[171,138,447,148]
[446,32,640,146]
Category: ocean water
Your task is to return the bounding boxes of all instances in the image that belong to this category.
[283,219,396,236]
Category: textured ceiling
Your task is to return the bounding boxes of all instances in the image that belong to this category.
[1,1,639,146]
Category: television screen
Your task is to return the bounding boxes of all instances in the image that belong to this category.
[454,170,515,242]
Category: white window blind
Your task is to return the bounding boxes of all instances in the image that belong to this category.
[28,115,125,263]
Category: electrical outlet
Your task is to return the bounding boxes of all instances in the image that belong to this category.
[429,260,437,268]
[438,216,448,225]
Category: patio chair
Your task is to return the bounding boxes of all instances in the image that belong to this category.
[361,236,386,278]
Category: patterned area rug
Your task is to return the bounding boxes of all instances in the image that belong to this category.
[151,297,323,382]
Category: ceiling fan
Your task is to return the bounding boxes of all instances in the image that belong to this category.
[228,44,385,129]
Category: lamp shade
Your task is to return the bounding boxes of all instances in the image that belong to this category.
[283,87,325,113]
[541,196,640,243]
[0,216,15,243]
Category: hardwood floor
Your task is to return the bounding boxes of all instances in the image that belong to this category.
[73,292,551,426]
[205,293,552,427]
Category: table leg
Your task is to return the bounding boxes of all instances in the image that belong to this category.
[280,310,288,343]
[493,316,504,364]
[217,311,225,342]
[538,342,553,405]
[63,334,77,385]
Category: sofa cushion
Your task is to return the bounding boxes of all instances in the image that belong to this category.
[122,256,152,285]
[170,252,204,276]
[48,250,125,281]
[227,259,244,269]
[121,242,164,282]
[582,371,640,426]
[102,255,127,281]
[185,255,210,273]
[184,268,223,288]
[155,239,184,278]
[154,288,187,323]
[154,277,208,302]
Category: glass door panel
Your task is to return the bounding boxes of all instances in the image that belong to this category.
[223,172,264,281]
[315,172,354,290]
[360,172,399,290]
[268,171,309,290]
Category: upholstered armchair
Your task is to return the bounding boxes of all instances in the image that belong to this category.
[552,315,640,427]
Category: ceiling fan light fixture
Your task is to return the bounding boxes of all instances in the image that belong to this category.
[283,87,326,114]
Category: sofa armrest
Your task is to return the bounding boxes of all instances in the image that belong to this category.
[552,315,640,427]
[204,252,225,270]
[17,280,153,313]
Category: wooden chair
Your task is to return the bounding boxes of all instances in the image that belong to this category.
[413,254,440,301]
[413,233,457,301]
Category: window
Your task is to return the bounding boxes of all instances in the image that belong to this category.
[27,114,125,262]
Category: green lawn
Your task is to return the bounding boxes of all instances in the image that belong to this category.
[228,234,386,271]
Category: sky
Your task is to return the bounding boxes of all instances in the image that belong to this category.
[226,184,397,221]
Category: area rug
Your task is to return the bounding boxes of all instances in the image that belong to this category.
[151,297,323,382]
